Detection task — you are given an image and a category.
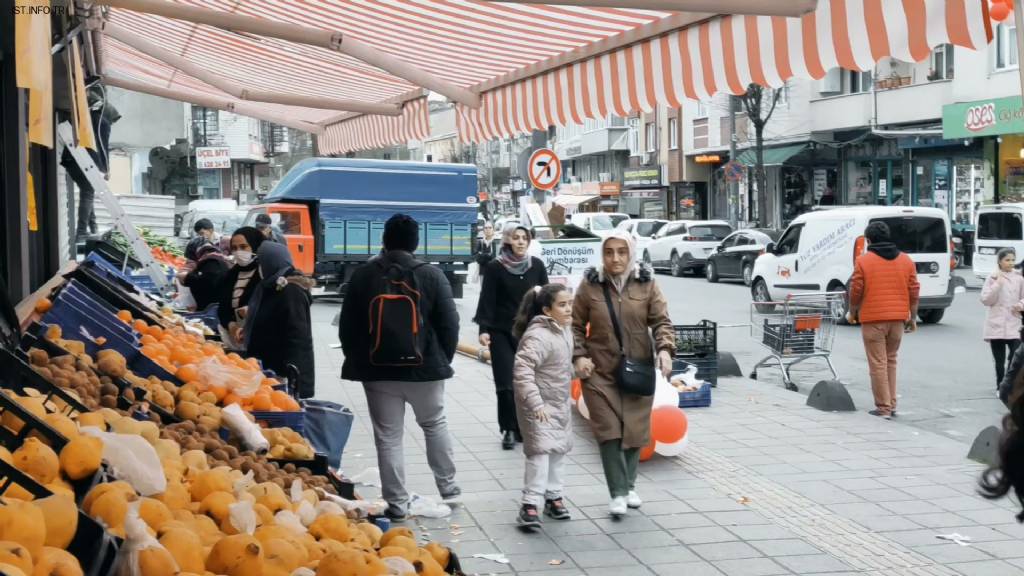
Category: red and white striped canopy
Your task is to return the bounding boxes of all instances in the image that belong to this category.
[100,0,994,153]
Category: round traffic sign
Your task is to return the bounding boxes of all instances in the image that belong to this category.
[527,148,561,191]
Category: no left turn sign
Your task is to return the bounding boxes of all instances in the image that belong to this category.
[528,148,561,191]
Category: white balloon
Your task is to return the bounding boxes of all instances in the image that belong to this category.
[653,371,679,408]
[654,435,689,457]
[577,395,590,420]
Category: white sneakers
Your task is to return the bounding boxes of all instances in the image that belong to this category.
[627,490,642,509]
[608,496,628,516]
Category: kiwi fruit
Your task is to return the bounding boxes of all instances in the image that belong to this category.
[100,395,118,408]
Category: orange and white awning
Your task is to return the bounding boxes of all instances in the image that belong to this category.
[457,0,993,142]
[94,0,994,153]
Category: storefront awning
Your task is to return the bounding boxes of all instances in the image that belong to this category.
[91,0,992,154]
[735,143,807,167]
[553,194,600,208]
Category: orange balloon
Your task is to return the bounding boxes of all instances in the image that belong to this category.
[992,1,1011,21]
[650,406,688,444]
[570,379,582,401]
[639,438,656,462]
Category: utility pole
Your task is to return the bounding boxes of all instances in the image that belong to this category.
[728,95,739,227]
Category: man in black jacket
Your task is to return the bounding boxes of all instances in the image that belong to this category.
[340,214,460,521]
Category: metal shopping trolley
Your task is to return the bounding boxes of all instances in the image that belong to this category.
[749,292,845,391]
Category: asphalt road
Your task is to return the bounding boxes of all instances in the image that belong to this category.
[453,270,1006,448]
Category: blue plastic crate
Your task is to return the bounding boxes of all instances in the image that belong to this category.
[252,410,305,435]
[677,382,712,408]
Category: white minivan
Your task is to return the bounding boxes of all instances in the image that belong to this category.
[973,204,1024,278]
[751,206,955,324]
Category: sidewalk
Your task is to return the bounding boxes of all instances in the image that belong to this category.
[312,301,1024,576]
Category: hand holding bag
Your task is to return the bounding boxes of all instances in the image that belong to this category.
[602,282,656,397]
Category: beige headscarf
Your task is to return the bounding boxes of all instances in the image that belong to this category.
[596,229,638,293]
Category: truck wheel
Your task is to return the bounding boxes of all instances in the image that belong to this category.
[918,309,945,324]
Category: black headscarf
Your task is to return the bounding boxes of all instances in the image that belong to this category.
[229,226,265,261]
[243,242,297,349]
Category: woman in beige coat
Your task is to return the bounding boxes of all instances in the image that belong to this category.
[512,284,576,527]
[572,230,675,516]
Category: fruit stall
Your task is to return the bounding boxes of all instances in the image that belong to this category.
[0,247,464,576]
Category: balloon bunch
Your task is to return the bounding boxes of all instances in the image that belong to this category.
[992,0,1015,22]
[571,374,690,462]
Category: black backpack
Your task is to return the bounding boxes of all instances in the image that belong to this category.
[368,258,427,367]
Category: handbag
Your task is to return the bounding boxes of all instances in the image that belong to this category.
[601,283,656,397]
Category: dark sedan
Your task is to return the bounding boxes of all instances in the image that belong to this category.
[705,228,781,286]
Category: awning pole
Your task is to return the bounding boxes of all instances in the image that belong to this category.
[102,75,324,134]
[1016,0,1024,106]
[480,0,816,17]
[93,0,481,108]
[103,23,402,116]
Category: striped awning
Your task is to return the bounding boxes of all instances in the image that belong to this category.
[456,0,993,142]
[97,0,994,153]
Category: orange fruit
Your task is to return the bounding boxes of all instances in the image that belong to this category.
[34,298,53,313]
[116,310,132,323]
[147,325,164,338]
[140,334,157,346]
[260,378,278,389]
[281,397,300,412]
[176,364,199,383]
[222,393,241,406]
[210,386,228,401]
[133,320,148,334]
[252,394,273,411]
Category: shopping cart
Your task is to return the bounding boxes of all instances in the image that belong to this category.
[749,292,845,391]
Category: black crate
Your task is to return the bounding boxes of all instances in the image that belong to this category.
[269,453,354,498]
[673,321,717,358]
[762,321,815,355]
[1,347,91,418]
[673,354,718,387]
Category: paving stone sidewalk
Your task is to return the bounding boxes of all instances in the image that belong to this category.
[312,302,1024,576]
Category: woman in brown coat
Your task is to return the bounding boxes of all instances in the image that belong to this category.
[572,230,675,517]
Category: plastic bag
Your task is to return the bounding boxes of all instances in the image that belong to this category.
[194,356,263,398]
[227,500,257,535]
[409,494,451,518]
[290,479,316,526]
[291,568,315,576]
[274,510,308,535]
[349,467,380,487]
[382,557,417,575]
[81,427,166,496]
[117,502,179,576]
[173,283,197,312]
[221,404,270,453]
[317,493,384,517]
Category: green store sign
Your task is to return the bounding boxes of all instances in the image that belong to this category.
[943,95,1024,139]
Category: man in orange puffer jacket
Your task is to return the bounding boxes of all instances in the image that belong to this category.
[848,222,920,419]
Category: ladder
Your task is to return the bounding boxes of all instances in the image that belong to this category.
[56,122,171,291]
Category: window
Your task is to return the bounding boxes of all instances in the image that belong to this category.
[635,221,665,237]
[847,70,873,94]
[191,107,219,146]
[979,212,1024,241]
[645,122,656,153]
[721,233,740,248]
[998,23,1018,70]
[931,44,955,80]
[871,217,947,253]
[669,118,679,150]
[628,118,641,156]
[695,100,710,118]
[687,225,732,241]
[775,224,803,255]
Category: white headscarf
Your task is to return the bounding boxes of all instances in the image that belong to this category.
[596,230,638,293]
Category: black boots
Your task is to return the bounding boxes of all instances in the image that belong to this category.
[502,430,515,450]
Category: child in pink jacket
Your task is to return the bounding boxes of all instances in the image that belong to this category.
[982,248,1024,389]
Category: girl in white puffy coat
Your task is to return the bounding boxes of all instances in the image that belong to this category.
[511,283,575,528]
[982,248,1024,389]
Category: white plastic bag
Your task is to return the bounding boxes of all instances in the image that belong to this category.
[194,356,263,398]
[221,404,270,454]
[349,467,380,487]
[409,494,451,518]
[81,427,166,496]
[227,500,258,535]
[117,502,179,576]
[290,479,316,526]
[382,557,417,575]
[274,510,308,534]
[317,493,384,517]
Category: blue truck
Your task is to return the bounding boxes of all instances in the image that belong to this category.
[244,158,479,297]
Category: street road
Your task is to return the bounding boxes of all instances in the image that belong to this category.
[456,271,1005,447]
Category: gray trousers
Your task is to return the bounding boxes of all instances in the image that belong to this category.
[362,380,458,513]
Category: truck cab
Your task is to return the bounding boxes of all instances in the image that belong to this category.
[245,158,479,297]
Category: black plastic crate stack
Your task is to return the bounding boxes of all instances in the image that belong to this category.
[673,320,718,387]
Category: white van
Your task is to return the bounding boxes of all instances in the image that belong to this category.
[973,204,1024,278]
[751,206,955,323]
[569,212,619,238]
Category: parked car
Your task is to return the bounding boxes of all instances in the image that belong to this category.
[617,218,667,254]
[177,199,248,247]
[705,228,781,286]
[643,220,733,276]
[569,212,620,238]
[607,212,631,228]
[750,206,955,324]
[973,203,1024,278]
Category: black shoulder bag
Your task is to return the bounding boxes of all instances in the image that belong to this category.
[601,282,656,397]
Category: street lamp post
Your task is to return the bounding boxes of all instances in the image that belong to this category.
[728,95,739,227]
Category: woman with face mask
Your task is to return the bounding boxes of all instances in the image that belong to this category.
[217,226,264,350]
[571,231,675,517]
[474,225,549,449]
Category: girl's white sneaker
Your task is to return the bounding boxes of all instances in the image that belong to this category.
[609,496,628,516]
[627,491,642,509]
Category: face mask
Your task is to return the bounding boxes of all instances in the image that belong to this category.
[234,251,254,266]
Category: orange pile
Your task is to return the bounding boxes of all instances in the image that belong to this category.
[117,310,299,413]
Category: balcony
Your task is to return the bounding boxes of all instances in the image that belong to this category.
[560,126,629,159]
[810,79,953,132]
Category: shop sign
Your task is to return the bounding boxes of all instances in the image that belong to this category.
[598,182,621,196]
[695,154,721,163]
[812,169,827,200]
[623,189,661,199]
[878,179,887,198]
[943,95,1024,139]
[564,143,583,157]
[934,159,951,210]
[195,146,231,169]
[623,169,661,187]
